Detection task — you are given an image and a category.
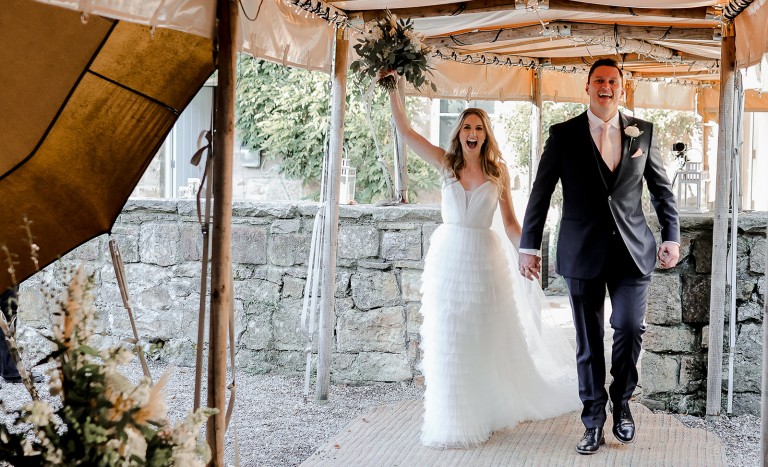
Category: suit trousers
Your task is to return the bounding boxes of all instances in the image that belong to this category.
[563,231,651,429]
[0,288,21,380]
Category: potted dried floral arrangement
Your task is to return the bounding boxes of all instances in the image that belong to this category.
[0,265,215,466]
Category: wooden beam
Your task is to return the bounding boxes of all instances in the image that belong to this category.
[544,52,718,69]
[424,22,715,48]
[565,22,715,41]
[549,0,709,19]
[425,25,544,48]
[353,0,710,21]
[546,55,657,67]
[706,23,736,419]
[353,0,521,21]
[633,70,720,80]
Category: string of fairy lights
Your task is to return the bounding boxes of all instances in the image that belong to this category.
[285,0,722,86]
[284,0,349,28]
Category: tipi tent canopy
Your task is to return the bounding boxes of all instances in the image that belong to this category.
[33,0,768,110]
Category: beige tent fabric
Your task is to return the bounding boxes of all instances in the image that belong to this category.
[33,0,335,72]
[699,85,768,114]
[405,60,533,101]
[634,81,697,111]
[406,63,699,110]
[26,1,768,108]
[736,0,768,69]
[0,0,214,291]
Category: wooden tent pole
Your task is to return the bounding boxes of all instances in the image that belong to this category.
[625,78,636,114]
[394,78,409,203]
[705,22,735,419]
[529,68,543,191]
[207,0,237,463]
[762,221,768,465]
[316,29,348,401]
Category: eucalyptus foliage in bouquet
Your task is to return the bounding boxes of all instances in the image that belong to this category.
[350,10,436,92]
[0,266,216,466]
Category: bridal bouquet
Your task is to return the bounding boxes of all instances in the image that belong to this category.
[0,266,216,466]
[350,10,436,92]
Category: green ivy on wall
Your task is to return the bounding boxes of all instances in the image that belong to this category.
[235,56,439,204]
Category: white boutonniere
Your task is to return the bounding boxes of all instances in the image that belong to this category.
[624,125,643,147]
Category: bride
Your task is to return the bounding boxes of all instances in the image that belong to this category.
[384,74,581,449]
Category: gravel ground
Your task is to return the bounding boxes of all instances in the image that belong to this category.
[674,412,761,467]
[0,361,760,466]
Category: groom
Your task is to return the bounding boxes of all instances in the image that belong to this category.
[518,58,680,455]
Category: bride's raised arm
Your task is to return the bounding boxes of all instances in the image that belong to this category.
[385,74,445,170]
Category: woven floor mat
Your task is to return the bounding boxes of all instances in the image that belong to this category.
[301,400,726,466]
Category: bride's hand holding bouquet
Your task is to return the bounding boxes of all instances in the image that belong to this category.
[350,10,436,92]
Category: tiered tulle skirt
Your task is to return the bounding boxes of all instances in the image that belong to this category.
[419,224,580,449]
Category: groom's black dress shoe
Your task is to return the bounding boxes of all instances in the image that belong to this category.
[576,427,605,455]
[612,403,636,444]
[3,371,44,384]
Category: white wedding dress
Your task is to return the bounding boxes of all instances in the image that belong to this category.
[419,172,581,448]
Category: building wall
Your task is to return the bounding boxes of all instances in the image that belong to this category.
[640,212,767,416]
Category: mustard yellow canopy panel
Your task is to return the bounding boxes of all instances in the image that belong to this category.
[0,0,214,291]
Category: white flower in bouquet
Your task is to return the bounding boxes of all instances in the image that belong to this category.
[351,10,436,92]
[22,400,55,427]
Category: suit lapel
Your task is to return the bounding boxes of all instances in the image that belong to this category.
[613,112,632,183]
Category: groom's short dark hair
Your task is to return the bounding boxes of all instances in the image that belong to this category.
[587,58,623,83]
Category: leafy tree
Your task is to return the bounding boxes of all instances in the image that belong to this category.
[235,56,439,203]
[635,108,700,167]
[500,101,587,174]
[500,102,698,178]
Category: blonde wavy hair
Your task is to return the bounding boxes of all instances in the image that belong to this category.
[443,108,507,194]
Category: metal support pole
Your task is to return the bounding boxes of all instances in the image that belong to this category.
[316,29,348,401]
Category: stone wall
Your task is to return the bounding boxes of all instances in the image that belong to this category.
[640,213,766,416]
[17,200,440,385]
[14,201,767,414]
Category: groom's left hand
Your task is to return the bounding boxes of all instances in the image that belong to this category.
[657,242,680,269]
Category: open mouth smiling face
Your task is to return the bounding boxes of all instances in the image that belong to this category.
[460,114,485,153]
[587,65,624,114]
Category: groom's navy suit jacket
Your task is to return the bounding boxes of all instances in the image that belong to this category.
[521,111,680,280]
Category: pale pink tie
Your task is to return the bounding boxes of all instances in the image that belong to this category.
[600,121,615,171]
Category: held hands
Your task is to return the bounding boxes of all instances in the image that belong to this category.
[518,253,541,281]
[657,242,680,269]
